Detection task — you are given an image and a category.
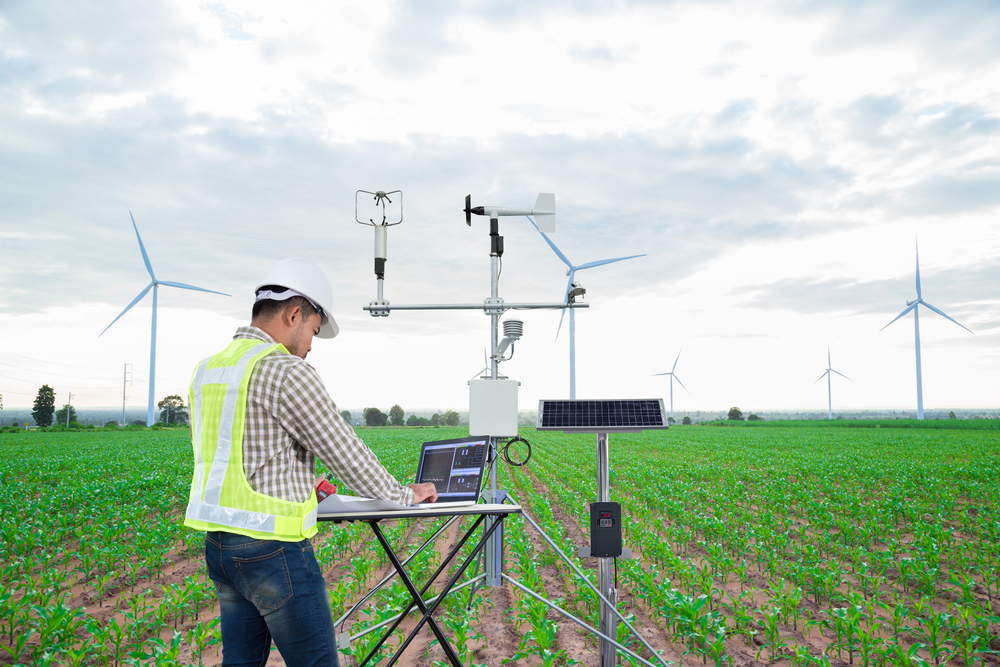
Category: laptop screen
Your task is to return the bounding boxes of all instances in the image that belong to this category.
[416,436,489,501]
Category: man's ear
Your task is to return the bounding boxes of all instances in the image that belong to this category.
[281,304,303,328]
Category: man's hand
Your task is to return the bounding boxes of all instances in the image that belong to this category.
[407,482,439,504]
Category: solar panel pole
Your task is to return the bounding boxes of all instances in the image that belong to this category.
[596,431,617,666]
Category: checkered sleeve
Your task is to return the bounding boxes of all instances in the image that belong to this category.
[277,361,415,506]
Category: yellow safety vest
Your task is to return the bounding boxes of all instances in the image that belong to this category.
[183,338,318,541]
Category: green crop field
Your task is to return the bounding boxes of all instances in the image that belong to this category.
[1,425,998,667]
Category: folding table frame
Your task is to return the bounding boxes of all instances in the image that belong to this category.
[319,503,521,667]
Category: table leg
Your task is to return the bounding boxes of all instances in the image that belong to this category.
[364,518,487,667]
[386,514,505,666]
[357,515,488,666]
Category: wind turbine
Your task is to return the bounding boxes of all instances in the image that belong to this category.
[652,350,687,421]
[814,346,851,420]
[880,242,973,420]
[527,216,645,399]
[101,213,230,426]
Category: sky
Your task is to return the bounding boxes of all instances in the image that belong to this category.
[1,0,998,418]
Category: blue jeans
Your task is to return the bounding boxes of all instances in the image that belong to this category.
[205,532,339,667]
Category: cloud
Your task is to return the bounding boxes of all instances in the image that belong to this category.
[374,0,464,76]
[568,42,635,65]
[714,98,757,125]
[788,0,1000,67]
[841,94,903,147]
[730,261,1000,324]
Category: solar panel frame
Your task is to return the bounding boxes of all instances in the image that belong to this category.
[536,399,669,433]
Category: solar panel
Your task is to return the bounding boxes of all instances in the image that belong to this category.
[536,399,669,433]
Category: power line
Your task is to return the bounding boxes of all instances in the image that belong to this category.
[0,372,119,388]
[0,361,119,380]
[6,353,125,371]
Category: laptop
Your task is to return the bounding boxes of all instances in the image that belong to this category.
[412,435,489,508]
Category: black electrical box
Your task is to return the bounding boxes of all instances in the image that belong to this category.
[589,502,622,558]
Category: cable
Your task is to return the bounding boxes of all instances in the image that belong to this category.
[7,353,122,371]
[497,255,502,285]
[0,362,119,380]
[499,436,531,467]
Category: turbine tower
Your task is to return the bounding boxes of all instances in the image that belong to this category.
[101,213,230,426]
[814,346,851,420]
[652,350,687,421]
[880,242,973,420]
[527,216,644,399]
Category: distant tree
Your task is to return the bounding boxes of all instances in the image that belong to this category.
[32,385,55,427]
[682,416,692,425]
[406,415,420,426]
[104,421,119,428]
[158,395,189,425]
[364,407,387,426]
[444,410,460,427]
[430,413,441,426]
[0,393,3,410]
[55,404,78,425]
[131,419,146,426]
[747,413,760,421]
[667,416,676,426]
[727,406,743,421]
[948,411,957,419]
[389,404,405,426]
[341,410,352,423]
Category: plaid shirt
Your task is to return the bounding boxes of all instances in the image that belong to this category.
[233,326,414,506]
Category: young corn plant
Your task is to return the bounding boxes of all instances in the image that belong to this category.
[755,605,787,665]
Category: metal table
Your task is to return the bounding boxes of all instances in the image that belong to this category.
[319,503,521,667]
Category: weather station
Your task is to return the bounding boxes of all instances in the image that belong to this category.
[340,189,670,667]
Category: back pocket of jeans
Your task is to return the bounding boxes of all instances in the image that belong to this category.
[234,547,294,610]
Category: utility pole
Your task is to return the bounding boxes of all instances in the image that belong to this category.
[66,392,74,427]
[121,362,133,427]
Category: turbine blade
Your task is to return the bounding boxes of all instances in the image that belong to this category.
[526,216,573,268]
[157,280,231,297]
[921,301,974,334]
[880,302,917,331]
[827,345,831,367]
[673,375,689,393]
[555,307,567,341]
[650,372,672,376]
[100,283,154,336]
[130,212,156,281]
[814,370,829,384]
[671,350,681,373]
[576,254,645,271]
[915,239,922,300]
[831,369,853,381]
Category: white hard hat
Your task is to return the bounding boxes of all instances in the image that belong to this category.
[255,258,340,339]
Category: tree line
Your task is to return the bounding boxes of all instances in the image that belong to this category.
[23,385,189,428]
[343,405,461,427]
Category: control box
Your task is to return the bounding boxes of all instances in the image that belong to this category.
[589,502,622,558]
[469,378,519,437]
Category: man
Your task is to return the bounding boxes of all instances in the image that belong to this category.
[184,257,437,667]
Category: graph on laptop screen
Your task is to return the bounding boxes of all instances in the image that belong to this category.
[419,439,487,497]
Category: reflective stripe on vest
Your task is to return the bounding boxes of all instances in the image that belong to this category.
[184,339,318,541]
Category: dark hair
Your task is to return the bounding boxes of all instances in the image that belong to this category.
[252,285,319,322]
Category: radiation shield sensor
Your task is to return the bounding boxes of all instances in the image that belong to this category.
[536,399,669,433]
